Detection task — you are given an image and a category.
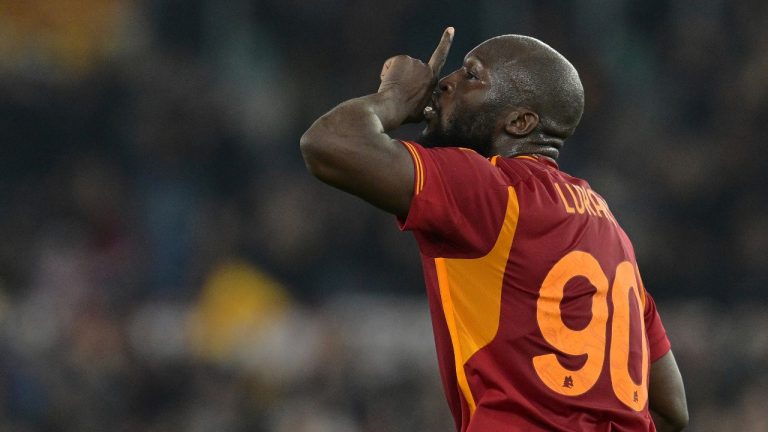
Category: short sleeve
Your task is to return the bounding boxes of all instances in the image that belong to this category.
[643,291,671,362]
[397,141,510,258]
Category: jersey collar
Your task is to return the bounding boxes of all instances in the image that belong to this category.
[494,154,559,170]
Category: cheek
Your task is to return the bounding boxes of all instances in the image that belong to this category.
[444,98,481,131]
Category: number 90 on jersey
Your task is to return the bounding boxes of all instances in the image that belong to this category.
[533,251,649,411]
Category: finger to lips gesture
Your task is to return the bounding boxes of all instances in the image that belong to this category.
[379,27,454,86]
[378,27,454,122]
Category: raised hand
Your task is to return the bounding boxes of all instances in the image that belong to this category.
[378,27,454,123]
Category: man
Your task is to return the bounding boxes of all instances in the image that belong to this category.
[300,27,688,432]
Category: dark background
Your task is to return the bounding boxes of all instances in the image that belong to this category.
[0,0,766,430]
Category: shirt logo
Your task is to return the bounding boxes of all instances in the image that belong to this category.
[563,376,574,389]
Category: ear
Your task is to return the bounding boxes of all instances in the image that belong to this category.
[504,110,539,136]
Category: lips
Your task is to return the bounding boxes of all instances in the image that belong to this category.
[423,94,440,120]
[423,105,438,120]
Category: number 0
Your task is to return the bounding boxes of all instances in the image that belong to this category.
[533,251,649,410]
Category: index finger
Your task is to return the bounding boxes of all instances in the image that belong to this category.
[427,27,454,76]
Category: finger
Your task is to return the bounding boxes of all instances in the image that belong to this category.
[380,57,395,80]
[427,27,454,76]
[380,55,409,80]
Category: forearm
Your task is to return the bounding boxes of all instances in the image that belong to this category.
[649,351,689,431]
[299,90,414,215]
[299,28,451,215]
[302,40,447,168]
[300,91,407,181]
[305,91,406,141]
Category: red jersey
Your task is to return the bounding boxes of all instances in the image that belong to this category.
[398,141,671,432]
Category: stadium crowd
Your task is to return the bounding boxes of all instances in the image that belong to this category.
[0,0,766,430]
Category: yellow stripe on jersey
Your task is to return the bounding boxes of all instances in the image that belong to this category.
[515,155,537,161]
[434,187,520,417]
[402,142,425,195]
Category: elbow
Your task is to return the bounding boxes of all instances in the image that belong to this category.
[300,127,324,177]
[300,126,334,181]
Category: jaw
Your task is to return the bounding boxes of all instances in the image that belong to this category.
[418,126,444,148]
[419,108,497,156]
[418,109,446,147]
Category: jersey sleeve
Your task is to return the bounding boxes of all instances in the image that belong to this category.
[397,141,510,258]
[643,291,671,362]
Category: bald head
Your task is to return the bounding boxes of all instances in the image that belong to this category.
[474,35,584,145]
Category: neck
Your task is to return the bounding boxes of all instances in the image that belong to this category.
[493,140,560,159]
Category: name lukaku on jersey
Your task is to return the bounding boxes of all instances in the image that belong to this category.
[554,183,617,225]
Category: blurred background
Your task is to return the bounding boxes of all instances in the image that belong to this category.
[0,0,766,431]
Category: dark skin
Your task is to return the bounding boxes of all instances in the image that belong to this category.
[301,28,688,431]
[650,351,689,431]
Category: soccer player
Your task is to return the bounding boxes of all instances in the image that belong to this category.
[300,27,688,431]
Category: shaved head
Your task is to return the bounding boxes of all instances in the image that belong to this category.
[481,35,584,141]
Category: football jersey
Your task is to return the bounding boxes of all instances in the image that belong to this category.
[398,141,671,432]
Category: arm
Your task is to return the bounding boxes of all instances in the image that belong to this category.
[649,350,689,431]
[300,28,454,217]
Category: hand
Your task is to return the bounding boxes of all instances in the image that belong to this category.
[378,27,454,123]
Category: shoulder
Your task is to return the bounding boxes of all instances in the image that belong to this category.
[398,142,513,255]
[404,141,497,166]
[402,141,507,191]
